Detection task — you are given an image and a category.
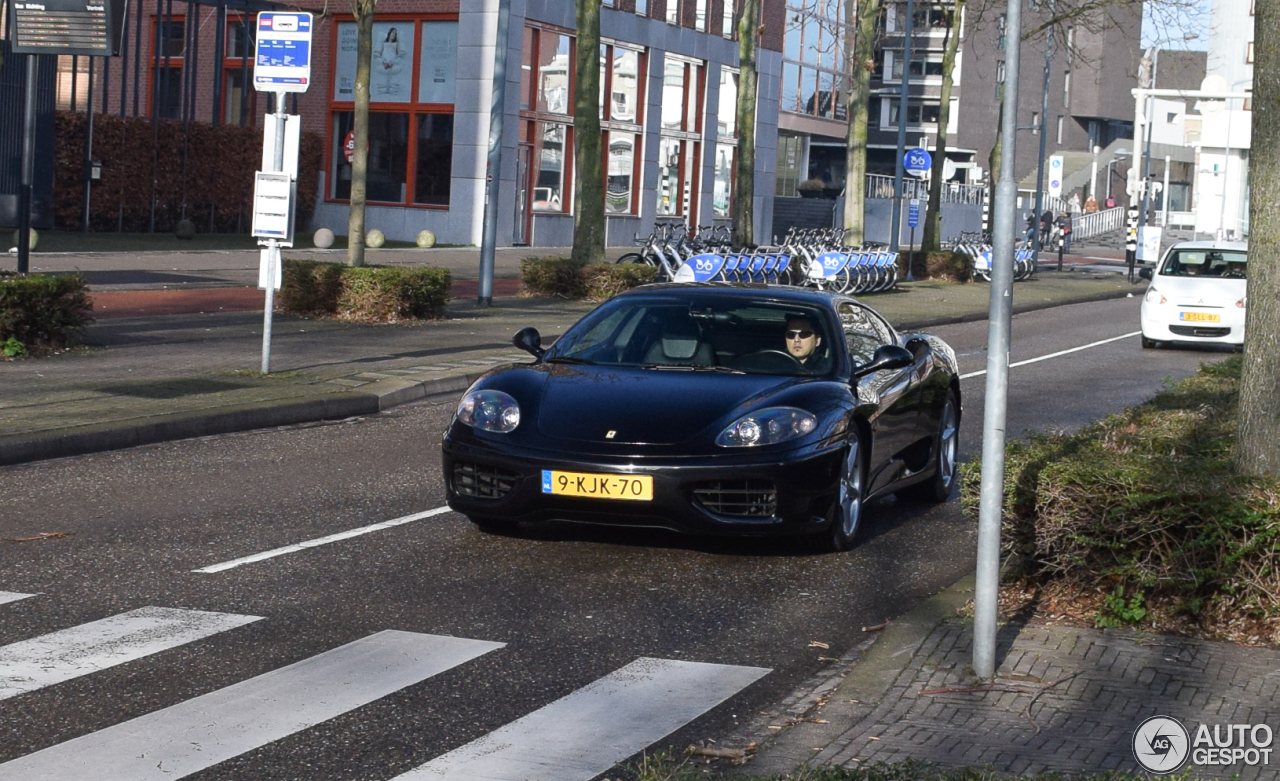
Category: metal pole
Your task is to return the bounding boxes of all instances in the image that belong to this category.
[1031,25,1053,269]
[212,1,226,124]
[1139,48,1157,233]
[262,92,287,374]
[478,0,511,306]
[1089,145,1098,201]
[973,0,1022,681]
[1161,154,1170,226]
[17,55,38,275]
[888,0,915,254]
[83,57,96,232]
[1218,102,1232,239]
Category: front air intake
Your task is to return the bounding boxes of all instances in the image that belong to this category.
[453,462,517,499]
[693,480,777,518]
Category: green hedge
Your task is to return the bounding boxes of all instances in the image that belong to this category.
[53,112,323,235]
[521,257,657,300]
[279,260,450,322]
[959,357,1280,626]
[0,273,94,355]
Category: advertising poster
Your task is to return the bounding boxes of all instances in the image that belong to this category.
[333,21,416,102]
[418,21,458,104]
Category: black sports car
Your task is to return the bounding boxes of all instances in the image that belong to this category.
[442,284,960,551]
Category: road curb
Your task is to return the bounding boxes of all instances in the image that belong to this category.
[896,284,1139,332]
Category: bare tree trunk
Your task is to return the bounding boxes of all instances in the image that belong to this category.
[843,0,881,245]
[572,0,605,265]
[1234,3,1279,477]
[346,0,375,267]
[921,0,965,251]
[733,0,760,248]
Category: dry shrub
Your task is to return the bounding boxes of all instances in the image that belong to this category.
[899,251,973,283]
[521,258,655,300]
[279,260,449,322]
[960,356,1280,632]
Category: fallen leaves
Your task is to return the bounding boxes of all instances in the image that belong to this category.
[4,532,70,542]
[807,640,830,649]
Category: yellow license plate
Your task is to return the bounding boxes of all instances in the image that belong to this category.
[1179,312,1221,323]
[541,470,653,501]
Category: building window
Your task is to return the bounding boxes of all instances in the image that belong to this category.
[519,25,575,215]
[223,15,256,126]
[890,53,945,80]
[149,18,185,119]
[997,13,1007,50]
[601,42,646,215]
[56,56,91,111]
[723,0,735,38]
[667,0,679,25]
[1031,111,1039,134]
[636,0,647,16]
[658,55,705,220]
[1062,71,1070,107]
[715,66,738,217]
[775,133,803,197]
[781,0,849,121]
[329,16,458,207]
[887,101,940,126]
[696,0,707,31]
[1056,115,1064,144]
[1246,41,1253,64]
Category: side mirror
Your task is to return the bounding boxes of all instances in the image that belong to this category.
[513,327,545,358]
[853,344,913,379]
[1138,267,1153,281]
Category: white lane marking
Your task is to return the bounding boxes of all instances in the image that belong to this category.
[959,331,1141,380]
[0,607,262,701]
[0,631,504,781]
[395,657,771,781]
[193,506,452,573]
[0,592,36,606]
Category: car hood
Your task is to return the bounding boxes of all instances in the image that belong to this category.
[534,364,809,445]
[1152,275,1246,306]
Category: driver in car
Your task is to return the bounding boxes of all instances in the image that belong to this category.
[785,316,826,371]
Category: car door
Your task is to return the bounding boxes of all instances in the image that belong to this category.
[837,301,922,493]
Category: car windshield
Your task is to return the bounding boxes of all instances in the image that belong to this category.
[1159,249,1248,279]
[546,296,837,376]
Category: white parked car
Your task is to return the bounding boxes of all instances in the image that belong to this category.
[1139,241,1247,349]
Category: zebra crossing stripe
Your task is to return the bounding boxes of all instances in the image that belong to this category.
[393,657,770,781]
[0,592,36,606]
[0,631,504,781]
[0,607,262,702]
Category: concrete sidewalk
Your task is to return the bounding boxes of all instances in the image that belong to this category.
[729,576,1279,779]
[0,242,1143,467]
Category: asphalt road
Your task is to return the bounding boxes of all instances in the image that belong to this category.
[0,295,1228,781]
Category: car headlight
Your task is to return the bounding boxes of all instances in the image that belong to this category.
[456,390,521,433]
[1144,287,1166,305]
[716,407,817,447]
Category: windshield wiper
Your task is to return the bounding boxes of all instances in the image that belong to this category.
[546,356,594,365]
[642,363,744,374]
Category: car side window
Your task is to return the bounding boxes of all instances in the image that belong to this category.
[837,302,893,364]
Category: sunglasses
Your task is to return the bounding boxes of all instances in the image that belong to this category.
[786,329,815,339]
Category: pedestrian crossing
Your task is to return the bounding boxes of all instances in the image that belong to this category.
[0,599,771,780]
[0,591,35,606]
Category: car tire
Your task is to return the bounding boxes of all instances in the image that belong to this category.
[814,436,867,553]
[468,516,520,535]
[897,389,960,504]
[1141,335,1159,349]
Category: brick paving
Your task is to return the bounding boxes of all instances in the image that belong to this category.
[741,615,1280,779]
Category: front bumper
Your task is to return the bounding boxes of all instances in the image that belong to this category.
[1141,306,1245,346]
[441,435,844,536]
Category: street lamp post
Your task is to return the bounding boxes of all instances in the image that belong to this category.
[889,0,916,255]
[1105,148,1131,202]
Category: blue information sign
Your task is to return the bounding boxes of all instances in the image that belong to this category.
[908,199,921,228]
[904,147,932,178]
[254,12,313,93]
